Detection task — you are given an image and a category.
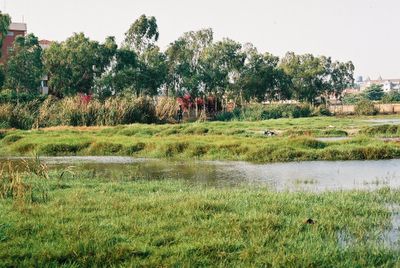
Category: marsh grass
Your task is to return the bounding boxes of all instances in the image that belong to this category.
[0,170,400,266]
[0,157,50,205]
[1,116,400,163]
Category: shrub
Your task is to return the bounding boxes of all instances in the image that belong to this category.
[2,134,23,144]
[126,142,146,154]
[87,142,124,155]
[215,104,314,122]
[313,105,331,116]
[39,142,91,155]
[342,94,363,105]
[382,91,400,103]
[355,100,377,116]
[361,125,400,136]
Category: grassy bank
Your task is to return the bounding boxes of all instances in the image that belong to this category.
[1,116,400,162]
[1,165,400,266]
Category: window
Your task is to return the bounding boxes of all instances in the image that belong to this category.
[6,31,14,36]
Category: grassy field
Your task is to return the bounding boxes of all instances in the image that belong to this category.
[1,116,400,162]
[1,165,400,267]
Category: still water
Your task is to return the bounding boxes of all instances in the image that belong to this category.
[2,156,400,192]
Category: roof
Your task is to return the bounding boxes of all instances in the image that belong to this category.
[39,40,52,45]
[9,22,27,32]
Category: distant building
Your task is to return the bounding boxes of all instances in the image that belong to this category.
[0,22,27,64]
[39,40,53,94]
[360,77,400,92]
[39,39,52,50]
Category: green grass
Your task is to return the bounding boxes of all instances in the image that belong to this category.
[0,116,400,162]
[1,169,400,267]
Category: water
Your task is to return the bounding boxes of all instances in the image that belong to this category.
[315,137,350,142]
[2,157,400,192]
[365,118,400,125]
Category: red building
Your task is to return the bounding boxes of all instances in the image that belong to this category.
[0,22,27,64]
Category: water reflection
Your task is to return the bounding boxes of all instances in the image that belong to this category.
[1,157,400,192]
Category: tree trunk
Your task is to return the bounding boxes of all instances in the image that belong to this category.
[195,100,198,118]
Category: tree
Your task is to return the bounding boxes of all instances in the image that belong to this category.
[136,46,167,97]
[5,34,43,93]
[382,90,400,103]
[280,52,354,104]
[43,33,116,96]
[124,15,159,54]
[363,84,384,101]
[238,46,281,102]
[0,11,11,58]
[95,48,138,97]
[199,38,245,110]
[166,28,213,97]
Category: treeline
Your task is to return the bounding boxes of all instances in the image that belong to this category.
[0,13,355,107]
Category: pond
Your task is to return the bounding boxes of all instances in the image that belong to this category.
[365,118,400,125]
[2,156,400,192]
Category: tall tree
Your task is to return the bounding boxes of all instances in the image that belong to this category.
[166,28,213,98]
[136,46,167,97]
[5,34,43,93]
[0,11,11,58]
[199,38,245,109]
[237,45,281,102]
[280,52,354,104]
[124,15,159,54]
[43,33,116,96]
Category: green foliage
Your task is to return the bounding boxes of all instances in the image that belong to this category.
[382,91,400,103]
[0,89,46,104]
[124,14,159,54]
[355,100,377,116]
[342,94,363,104]
[0,11,11,57]
[2,116,400,162]
[361,124,400,137]
[43,33,117,96]
[215,104,313,121]
[280,52,354,103]
[5,34,43,92]
[362,84,384,101]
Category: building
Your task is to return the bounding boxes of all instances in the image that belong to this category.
[0,22,27,64]
[359,76,400,92]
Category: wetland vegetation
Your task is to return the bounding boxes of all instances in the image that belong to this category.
[1,160,400,267]
[1,116,400,163]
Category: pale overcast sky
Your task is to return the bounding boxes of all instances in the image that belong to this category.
[3,0,399,79]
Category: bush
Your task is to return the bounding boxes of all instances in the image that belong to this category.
[342,94,363,105]
[382,91,400,103]
[0,89,46,104]
[355,100,377,116]
[214,104,314,122]
[361,125,400,136]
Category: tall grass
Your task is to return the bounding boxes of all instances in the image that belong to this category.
[0,172,399,266]
[0,95,159,129]
[0,157,49,204]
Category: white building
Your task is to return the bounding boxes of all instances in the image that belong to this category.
[359,76,400,92]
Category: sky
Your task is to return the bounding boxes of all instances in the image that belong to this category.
[3,0,400,79]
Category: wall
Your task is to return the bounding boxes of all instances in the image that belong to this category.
[329,104,400,115]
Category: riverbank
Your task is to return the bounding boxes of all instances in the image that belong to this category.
[1,116,400,163]
[1,167,400,266]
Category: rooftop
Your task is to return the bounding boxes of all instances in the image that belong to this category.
[9,22,27,32]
